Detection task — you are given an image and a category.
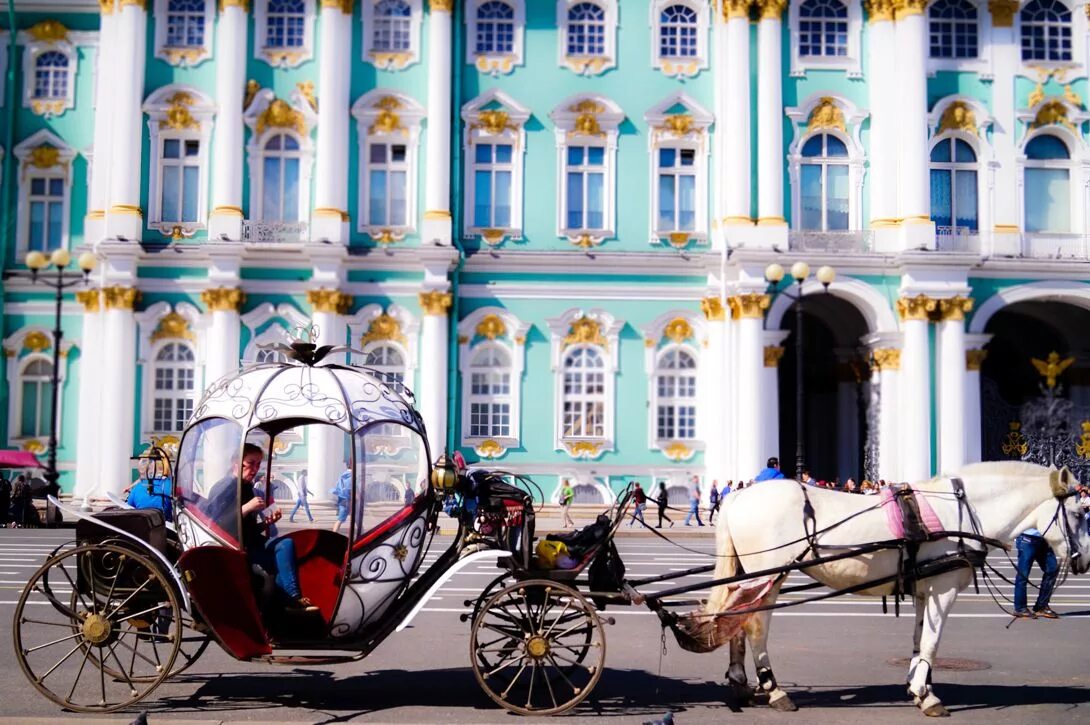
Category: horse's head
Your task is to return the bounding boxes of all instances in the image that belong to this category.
[1040,467,1090,575]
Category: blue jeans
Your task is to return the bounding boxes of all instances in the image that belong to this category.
[1014,534,1058,612]
[290,498,313,522]
[684,500,703,526]
[629,502,646,526]
[250,537,302,600]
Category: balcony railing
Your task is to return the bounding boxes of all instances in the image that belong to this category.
[241,220,308,244]
[787,230,873,253]
[1020,232,1088,260]
[935,225,981,253]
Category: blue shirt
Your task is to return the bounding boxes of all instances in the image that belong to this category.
[126,477,173,522]
[754,467,785,482]
[334,470,352,502]
[1021,527,1043,538]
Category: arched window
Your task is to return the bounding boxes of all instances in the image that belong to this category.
[364,343,406,391]
[476,1,515,55]
[255,348,287,364]
[659,4,698,59]
[930,136,978,232]
[467,346,512,438]
[373,0,412,52]
[799,133,849,231]
[260,133,302,222]
[1021,0,1071,62]
[152,342,196,433]
[929,0,978,59]
[19,358,53,438]
[166,0,207,48]
[1024,134,1071,233]
[798,0,848,58]
[567,2,606,56]
[562,346,605,439]
[267,0,307,49]
[33,51,68,100]
[655,347,697,441]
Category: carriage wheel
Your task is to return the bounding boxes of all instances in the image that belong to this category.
[13,543,182,713]
[470,579,606,716]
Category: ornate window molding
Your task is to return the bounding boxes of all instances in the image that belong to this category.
[785,94,868,232]
[19,21,86,117]
[254,0,316,68]
[1013,99,1089,233]
[466,0,525,75]
[136,302,204,438]
[927,0,993,78]
[461,88,531,247]
[243,87,318,223]
[550,93,624,249]
[363,0,422,70]
[556,0,617,76]
[351,90,425,244]
[143,85,216,238]
[458,307,529,458]
[348,303,419,447]
[14,129,75,260]
[153,0,214,67]
[641,310,705,458]
[242,302,309,360]
[4,327,71,449]
[546,308,622,457]
[788,0,862,79]
[644,92,713,248]
[649,0,708,78]
[927,97,994,235]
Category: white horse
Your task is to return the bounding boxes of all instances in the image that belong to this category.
[679,462,1090,717]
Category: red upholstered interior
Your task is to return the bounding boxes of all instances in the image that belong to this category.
[351,494,428,555]
[278,529,348,624]
[177,545,271,660]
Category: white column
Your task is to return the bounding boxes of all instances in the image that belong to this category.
[988,4,1021,255]
[200,288,245,386]
[87,5,115,243]
[936,297,972,473]
[312,0,353,242]
[895,2,934,248]
[208,0,249,240]
[760,330,790,477]
[73,290,102,503]
[418,291,451,458]
[422,1,453,245]
[104,0,147,241]
[98,287,139,495]
[756,0,786,230]
[307,290,351,500]
[963,334,992,465]
[873,352,901,482]
[866,8,899,249]
[722,2,751,230]
[700,297,727,482]
[731,294,769,482]
[898,296,934,483]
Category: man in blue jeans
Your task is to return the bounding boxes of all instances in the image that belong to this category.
[1013,527,1060,619]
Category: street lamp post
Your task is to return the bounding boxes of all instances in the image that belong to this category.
[17,249,97,514]
[765,261,836,479]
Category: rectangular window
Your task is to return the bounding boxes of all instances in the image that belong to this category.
[472,142,514,229]
[656,147,696,232]
[20,380,52,438]
[367,142,409,227]
[1025,167,1070,233]
[564,145,606,231]
[159,138,201,224]
[27,176,65,252]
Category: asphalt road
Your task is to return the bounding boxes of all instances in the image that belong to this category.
[0,527,1088,724]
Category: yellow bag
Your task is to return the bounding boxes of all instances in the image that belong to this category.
[535,539,569,569]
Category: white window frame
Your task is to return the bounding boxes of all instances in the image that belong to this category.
[788,0,862,79]
[550,93,623,247]
[242,302,310,361]
[556,0,617,75]
[3,328,71,448]
[243,88,318,224]
[926,96,994,237]
[1016,126,1086,235]
[796,132,853,232]
[149,340,199,435]
[461,88,530,246]
[928,132,982,233]
[14,130,74,260]
[458,306,529,456]
[644,92,713,247]
[465,343,514,439]
[363,0,423,70]
[652,345,700,443]
[649,0,708,78]
[641,310,706,455]
[926,0,993,78]
[153,0,214,67]
[15,355,55,441]
[21,39,76,117]
[254,0,316,68]
[134,302,205,439]
[351,89,425,242]
[466,0,525,76]
[144,85,215,237]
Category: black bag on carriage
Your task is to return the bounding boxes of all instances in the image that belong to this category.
[546,514,611,559]
[587,539,626,610]
[76,508,169,557]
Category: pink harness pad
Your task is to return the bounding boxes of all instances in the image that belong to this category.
[880,487,943,539]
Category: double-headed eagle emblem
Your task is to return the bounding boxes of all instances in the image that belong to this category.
[1031,351,1075,389]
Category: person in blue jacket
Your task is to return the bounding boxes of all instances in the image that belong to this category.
[126,455,174,521]
[753,456,785,483]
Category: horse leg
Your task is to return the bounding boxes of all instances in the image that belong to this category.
[744,604,797,712]
[908,581,960,718]
[907,590,926,686]
[726,633,751,707]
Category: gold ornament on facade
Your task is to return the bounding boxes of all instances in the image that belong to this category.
[807,97,846,132]
[30,100,65,118]
[754,0,787,19]
[892,0,927,18]
[569,99,605,137]
[296,81,317,111]
[76,289,100,312]
[307,289,353,315]
[369,96,404,135]
[987,0,1019,27]
[200,287,246,312]
[243,79,260,110]
[99,0,115,15]
[102,286,140,310]
[1031,351,1075,389]
[871,348,901,371]
[1063,84,1083,108]
[161,91,199,130]
[863,0,894,22]
[564,56,609,74]
[663,441,693,462]
[936,296,973,322]
[22,439,45,454]
[1076,421,1090,459]
[481,229,506,246]
[937,101,977,136]
[475,314,507,340]
[667,232,691,249]
[361,313,407,347]
[476,439,505,459]
[572,233,598,249]
[1030,99,1076,133]
[162,48,205,66]
[659,114,695,138]
[965,349,988,371]
[419,291,452,316]
[663,317,693,344]
[220,0,250,11]
[27,145,62,170]
[151,311,195,343]
[23,331,51,352]
[896,294,937,321]
[473,110,514,136]
[257,98,307,136]
[515,335,526,346]
[29,20,69,43]
[429,0,453,11]
[728,293,770,320]
[119,0,147,7]
[1001,422,1028,457]
[563,317,608,350]
[764,345,785,368]
[319,0,353,14]
[565,440,602,459]
[701,296,725,321]
[720,0,750,20]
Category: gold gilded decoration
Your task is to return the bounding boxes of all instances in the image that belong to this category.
[720,0,750,20]
[481,229,506,246]
[29,20,68,42]
[370,51,414,69]
[570,99,605,137]
[1064,84,1083,108]
[361,313,406,347]
[429,0,453,11]
[307,289,353,315]
[161,91,199,130]
[419,291,453,316]
[667,232,691,249]
[1030,99,1076,132]
[937,102,977,136]
[23,331,51,352]
[200,287,246,312]
[966,349,988,371]
[474,110,513,135]
[563,317,608,350]
[892,0,927,18]
[863,0,894,22]
[728,293,771,320]
[100,0,115,15]
[371,229,402,245]
[872,348,901,371]
[475,314,507,340]
[764,345,785,368]
[243,79,260,110]
[220,0,250,10]
[102,286,140,310]
[27,145,62,169]
[1002,422,1028,457]
[30,99,66,117]
[807,97,846,132]
[1031,351,1075,389]
[256,98,307,135]
[109,203,143,217]
[1076,422,1090,459]
[663,442,694,462]
[22,439,45,454]
[76,289,100,312]
[476,439,505,459]
[515,336,526,346]
[987,0,1018,27]
[151,311,195,343]
[572,233,598,249]
[662,114,694,136]
[369,96,404,135]
[664,317,693,344]
[119,0,147,7]
[475,56,516,74]
[644,338,655,348]
[701,296,725,321]
[754,0,786,19]
[160,48,205,65]
[296,81,317,111]
[936,296,974,322]
[564,56,609,74]
[320,0,353,13]
[565,440,602,459]
[896,294,937,322]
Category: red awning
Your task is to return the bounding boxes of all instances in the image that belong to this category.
[0,450,43,468]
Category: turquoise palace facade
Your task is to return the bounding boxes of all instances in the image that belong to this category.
[3,0,1090,506]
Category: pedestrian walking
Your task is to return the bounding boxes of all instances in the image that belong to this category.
[10,475,32,528]
[708,480,723,524]
[628,482,647,527]
[559,480,575,528]
[655,482,674,528]
[1013,526,1060,619]
[332,466,352,534]
[684,478,704,527]
[0,473,10,527]
[289,472,314,523]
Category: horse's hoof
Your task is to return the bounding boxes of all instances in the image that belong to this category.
[923,703,949,718]
[769,693,798,712]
